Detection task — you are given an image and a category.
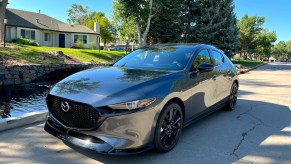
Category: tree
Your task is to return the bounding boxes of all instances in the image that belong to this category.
[186,0,238,57]
[113,0,154,47]
[286,40,291,61]
[112,2,138,44]
[0,0,9,43]
[87,12,117,47]
[101,23,117,46]
[118,19,138,43]
[67,4,117,47]
[253,30,277,60]
[114,0,238,54]
[272,41,287,60]
[237,14,265,59]
[67,3,89,25]
[147,0,183,44]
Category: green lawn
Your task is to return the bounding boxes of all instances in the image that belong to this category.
[232,60,265,68]
[0,44,126,65]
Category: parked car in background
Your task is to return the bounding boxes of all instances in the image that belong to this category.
[114,45,126,51]
[44,44,239,154]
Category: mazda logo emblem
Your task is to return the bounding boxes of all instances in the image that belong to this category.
[61,101,70,112]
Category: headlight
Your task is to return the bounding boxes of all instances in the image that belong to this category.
[108,98,156,110]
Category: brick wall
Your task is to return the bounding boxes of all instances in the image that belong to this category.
[0,64,103,86]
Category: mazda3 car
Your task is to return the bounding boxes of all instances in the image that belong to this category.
[44,44,239,154]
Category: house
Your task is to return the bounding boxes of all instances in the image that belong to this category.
[4,8,100,48]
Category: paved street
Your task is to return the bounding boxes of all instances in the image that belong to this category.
[0,63,291,164]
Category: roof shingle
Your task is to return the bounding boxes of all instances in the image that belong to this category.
[5,8,98,34]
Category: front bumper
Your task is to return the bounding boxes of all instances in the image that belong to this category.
[44,104,160,154]
[44,118,154,155]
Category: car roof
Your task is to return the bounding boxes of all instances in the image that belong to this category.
[142,43,217,49]
[143,43,221,52]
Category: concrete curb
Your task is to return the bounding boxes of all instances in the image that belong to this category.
[238,62,268,75]
[0,111,48,132]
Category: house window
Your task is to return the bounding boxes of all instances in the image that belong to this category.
[83,35,87,44]
[20,29,36,40]
[44,33,51,41]
[74,34,87,44]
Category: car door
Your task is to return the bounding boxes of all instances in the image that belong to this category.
[209,50,230,102]
[184,49,217,119]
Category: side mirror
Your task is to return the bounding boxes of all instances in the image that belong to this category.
[198,63,214,72]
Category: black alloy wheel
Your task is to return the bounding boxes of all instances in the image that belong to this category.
[225,83,238,111]
[154,102,183,153]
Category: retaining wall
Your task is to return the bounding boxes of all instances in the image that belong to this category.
[0,64,102,86]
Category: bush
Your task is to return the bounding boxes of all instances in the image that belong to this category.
[11,38,39,46]
[76,40,84,49]
[89,42,97,49]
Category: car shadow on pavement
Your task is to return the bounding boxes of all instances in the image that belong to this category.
[63,99,291,164]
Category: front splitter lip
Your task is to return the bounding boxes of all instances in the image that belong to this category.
[44,120,154,155]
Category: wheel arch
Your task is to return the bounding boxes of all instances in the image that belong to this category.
[164,97,185,122]
[234,79,239,87]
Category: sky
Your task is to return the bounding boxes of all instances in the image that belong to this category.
[8,0,291,42]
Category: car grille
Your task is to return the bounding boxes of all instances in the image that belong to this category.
[46,95,101,130]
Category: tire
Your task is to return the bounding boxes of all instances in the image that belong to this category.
[225,82,238,111]
[154,102,183,153]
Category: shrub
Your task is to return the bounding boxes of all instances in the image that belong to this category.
[76,39,84,49]
[89,42,97,49]
[11,38,39,46]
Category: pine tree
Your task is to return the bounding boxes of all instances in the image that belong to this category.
[147,0,184,44]
[187,0,238,57]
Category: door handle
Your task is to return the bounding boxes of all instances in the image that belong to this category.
[212,75,217,81]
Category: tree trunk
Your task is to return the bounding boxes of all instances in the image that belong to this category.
[0,0,8,43]
[137,0,153,47]
[137,23,142,47]
[244,51,248,60]
[104,39,107,49]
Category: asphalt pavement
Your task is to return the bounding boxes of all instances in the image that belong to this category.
[0,63,291,164]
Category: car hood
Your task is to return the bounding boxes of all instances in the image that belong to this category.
[50,67,177,106]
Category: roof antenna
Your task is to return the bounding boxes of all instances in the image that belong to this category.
[39,10,41,14]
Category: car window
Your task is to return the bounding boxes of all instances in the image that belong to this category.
[113,46,194,71]
[191,50,211,71]
[210,50,224,66]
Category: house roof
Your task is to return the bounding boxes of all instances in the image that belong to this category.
[5,8,98,34]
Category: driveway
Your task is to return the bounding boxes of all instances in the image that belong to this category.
[1,63,291,164]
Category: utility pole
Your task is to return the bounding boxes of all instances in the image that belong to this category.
[3,18,7,47]
[0,0,9,45]
[125,36,129,54]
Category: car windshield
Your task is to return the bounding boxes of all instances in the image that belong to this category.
[113,46,194,70]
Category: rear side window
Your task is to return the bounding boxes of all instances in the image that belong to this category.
[191,50,211,71]
[210,50,224,66]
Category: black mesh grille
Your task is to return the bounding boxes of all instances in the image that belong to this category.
[46,95,101,129]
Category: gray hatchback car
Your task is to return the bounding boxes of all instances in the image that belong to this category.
[44,44,239,154]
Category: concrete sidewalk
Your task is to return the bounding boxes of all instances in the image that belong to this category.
[0,111,48,132]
